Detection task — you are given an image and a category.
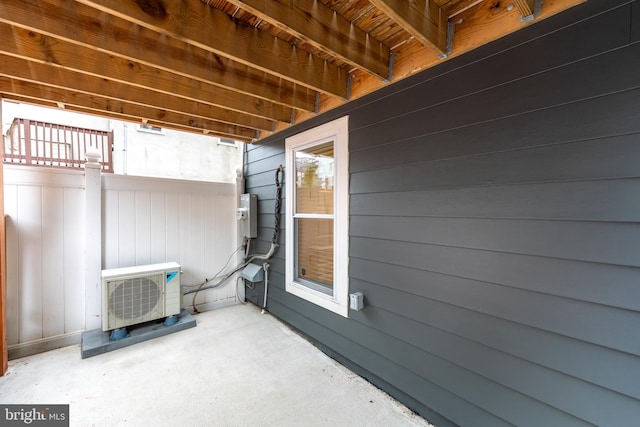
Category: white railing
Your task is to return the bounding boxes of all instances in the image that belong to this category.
[3,118,114,172]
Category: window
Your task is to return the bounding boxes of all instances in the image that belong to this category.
[137,124,164,135]
[285,116,349,317]
[218,138,238,147]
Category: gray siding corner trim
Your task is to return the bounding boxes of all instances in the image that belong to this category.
[245,1,640,425]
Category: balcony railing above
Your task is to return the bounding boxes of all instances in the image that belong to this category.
[3,118,113,173]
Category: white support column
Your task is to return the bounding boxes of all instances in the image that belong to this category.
[235,165,245,303]
[84,147,102,331]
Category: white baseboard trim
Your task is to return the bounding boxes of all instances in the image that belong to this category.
[8,331,83,360]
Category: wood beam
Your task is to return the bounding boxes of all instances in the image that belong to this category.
[0,24,291,124]
[0,54,275,132]
[224,0,390,80]
[2,93,255,142]
[451,0,583,53]
[0,0,317,112]
[74,0,349,98]
[0,77,260,141]
[65,104,258,142]
[369,0,448,55]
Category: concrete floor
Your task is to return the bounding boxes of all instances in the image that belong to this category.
[0,304,433,427]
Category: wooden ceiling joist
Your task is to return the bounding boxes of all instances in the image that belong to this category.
[0,24,290,125]
[0,77,259,141]
[0,54,275,132]
[0,0,584,142]
[75,0,349,98]
[223,0,391,80]
[369,0,448,55]
[0,0,318,113]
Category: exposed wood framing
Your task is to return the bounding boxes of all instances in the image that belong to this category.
[0,53,275,131]
[0,0,317,112]
[369,0,448,55]
[224,0,391,79]
[0,23,291,123]
[75,0,349,98]
[0,0,584,142]
[0,77,259,141]
[275,0,585,134]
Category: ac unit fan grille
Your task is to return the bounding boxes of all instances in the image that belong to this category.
[108,275,162,321]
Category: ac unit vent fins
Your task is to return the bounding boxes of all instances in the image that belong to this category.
[108,274,163,321]
[101,262,181,332]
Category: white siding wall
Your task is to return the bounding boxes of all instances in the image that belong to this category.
[4,166,86,354]
[4,165,238,358]
[102,174,238,310]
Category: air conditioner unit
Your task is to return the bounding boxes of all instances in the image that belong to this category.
[102,262,181,332]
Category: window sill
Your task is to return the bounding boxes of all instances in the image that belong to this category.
[286,280,349,318]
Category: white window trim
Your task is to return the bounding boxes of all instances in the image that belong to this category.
[285,116,349,317]
[136,124,164,135]
[218,138,238,147]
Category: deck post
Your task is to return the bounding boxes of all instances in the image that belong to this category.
[84,147,102,331]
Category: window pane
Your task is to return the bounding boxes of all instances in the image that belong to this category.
[295,142,334,214]
[295,218,333,292]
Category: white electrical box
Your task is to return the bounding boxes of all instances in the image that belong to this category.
[239,193,258,239]
[349,292,364,311]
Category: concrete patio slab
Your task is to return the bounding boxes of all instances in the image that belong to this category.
[0,304,433,427]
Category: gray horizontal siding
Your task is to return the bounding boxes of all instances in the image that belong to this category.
[350,87,640,165]
[351,217,640,267]
[350,250,640,312]
[349,241,640,355]
[348,2,633,134]
[267,289,514,427]
[351,134,640,190]
[351,179,640,221]
[352,280,640,402]
[245,1,640,425]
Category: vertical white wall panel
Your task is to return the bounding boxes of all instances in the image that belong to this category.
[191,195,206,307]
[5,167,238,352]
[134,191,152,267]
[191,195,206,281]
[63,187,84,333]
[203,194,219,306]
[17,185,43,343]
[4,167,86,350]
[117,190,136,267]
[150,192,167,263]
[102,190,119,270]
[4,184,19,346]
[164,192,181,264]
[102,175,238,311]
[41,186,64,337]
[178,193,193,287]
